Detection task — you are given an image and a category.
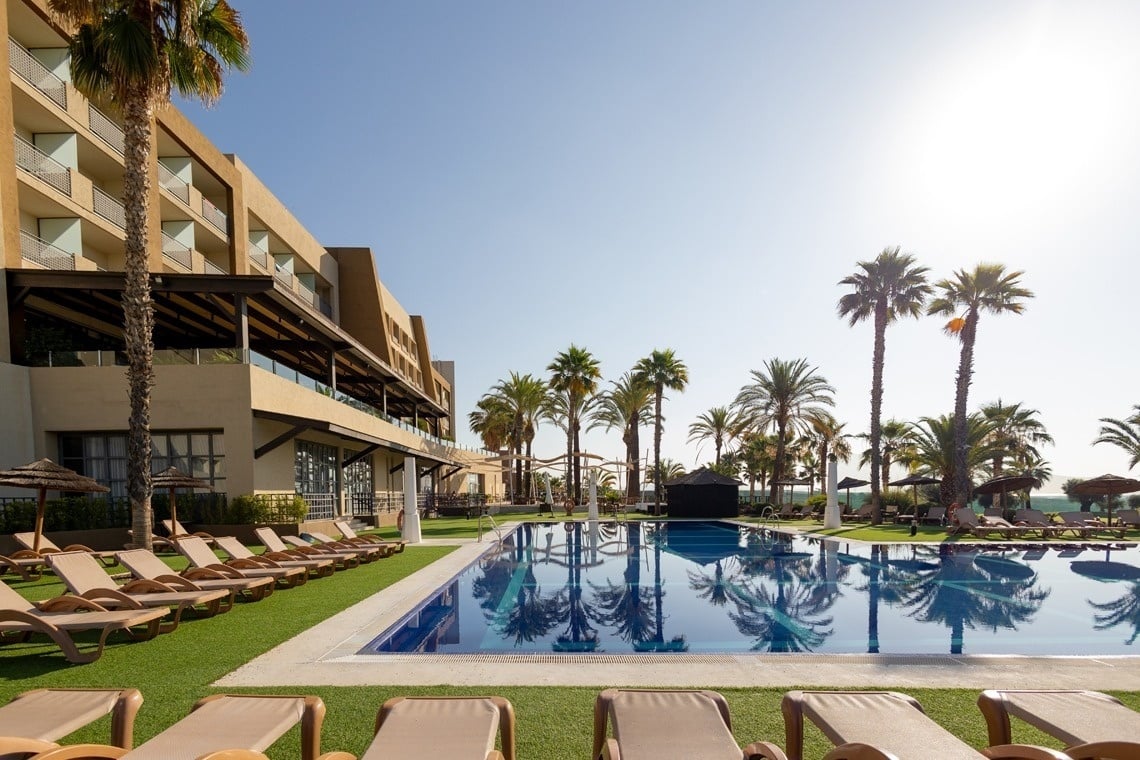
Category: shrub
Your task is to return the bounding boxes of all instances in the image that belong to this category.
[209,494,309,525]
[804,493,828,510]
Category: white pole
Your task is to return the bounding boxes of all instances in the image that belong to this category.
[824,454,840,529]
[402,455,422,543]
[588,468,599,521]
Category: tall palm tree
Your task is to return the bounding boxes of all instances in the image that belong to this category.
[1094,405,1140,471]
[468,396,512,453]
[633,349,688,516]
[687,406,740,467]
[51,0,250,550]
[547,345,602,504]
[804,411,851,493]
[837,247,931,524]
[487,372,547,499]
[591,372,653,501]
[980,399,1054,509]
[734,358,835,506]
[928,263,1033,505]
[738,433,777,503]
[858,419,916,494]
[907,413,1000,505]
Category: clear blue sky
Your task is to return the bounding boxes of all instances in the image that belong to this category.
[179,1,1140,491]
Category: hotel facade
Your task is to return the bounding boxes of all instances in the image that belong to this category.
[0,0,501,523]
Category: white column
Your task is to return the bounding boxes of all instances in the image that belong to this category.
[824,454,841,529]
[402,456,422,543]
[587,469,599,521]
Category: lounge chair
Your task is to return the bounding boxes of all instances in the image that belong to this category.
[0,553,48,581]
[953,507,1035,539]
[12,533,118,567]
[329,696,518,760]
[844,504,873,523]
[781,690,1070,760]
[283,534,377,563]
[333,519,407,553]
[0,688,141,757]
[1117,509,1140,530]
[160,519,227,547]
[977,689,1140,760]
[254,527,360,571]
[213,535,334,579]
[920,506,947,526]
[0,578,165,663]
[117,548,274,602]
[47,550,230,631]
[1057,511,1125,539]
[984,514,1060,539]
[175,535,308,588]
[29,694,330,760]
[594,689,788,760]
[305,532,391,560]
[1013,509,1055,533]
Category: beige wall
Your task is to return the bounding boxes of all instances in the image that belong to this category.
[0,363,35,494]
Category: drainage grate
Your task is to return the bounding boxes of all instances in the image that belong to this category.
[357,653,745,664]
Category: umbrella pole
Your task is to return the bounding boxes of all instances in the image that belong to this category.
[33,487,46,553]
[169,486,177,537]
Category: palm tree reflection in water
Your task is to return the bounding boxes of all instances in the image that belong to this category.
[553,522,600,652]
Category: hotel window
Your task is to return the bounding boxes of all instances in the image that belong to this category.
[60,430,225,499]
[295,440,337,497]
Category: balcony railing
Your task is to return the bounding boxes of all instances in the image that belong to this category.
[247,244,270,271]
[92,186,125,228]
[20,230,75,270]
[8,38,66,109]
[201,197,227,233]
[14,135,72,196]
[273,264,294,288]
[160,232,192,271]
[317,295,333,319]
[301,493,336,521]
[297,280,316,307]
[87,105,125,155]
[157,162,190,204]
[203,258,226,275]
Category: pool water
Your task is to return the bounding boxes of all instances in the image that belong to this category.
[361,520,1140,656]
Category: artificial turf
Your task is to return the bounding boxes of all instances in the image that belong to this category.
[3,535,1139,759]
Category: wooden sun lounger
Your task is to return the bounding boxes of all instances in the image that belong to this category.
[161,519,229,548]
[333,519,407,553]
[282,534,377,563]
[12,532,118,567]
[254,527,360,571]
[306,532,391,561]
[117,548,274,602]
[30,694,330,760]
[0,552,49,581]
[213,535,335,579]
[0,688,142,756]
[0,579,166,664]
[47,550,230,632]
[1056,512,1126,539]
[594,689,788,760]
[781,690,1070,760]
[175,535,308,588]
[977,689,1140,760]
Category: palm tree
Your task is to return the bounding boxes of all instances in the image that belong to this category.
[51,0,250,550]
[837,248,931,524]
[633,349,689,516]
[687,406,740,467]
[928,264,1033,505]
[804,411,851,493]
[468,396,512,453]
[487,372,547,499]
[1094,405,1140,471]
[591,372,653,501]
[738,432,777,503]
[547,345,602,504]
[858,419,916,493]
[980,400,1053,510]
[907,413,1000,505]
[734,358,835,506]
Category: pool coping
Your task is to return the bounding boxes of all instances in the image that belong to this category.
[214,521,1140,689]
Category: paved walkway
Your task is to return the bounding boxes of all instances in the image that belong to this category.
[216,525,1140,690]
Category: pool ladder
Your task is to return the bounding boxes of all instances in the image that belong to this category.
[758,505,780,533]
[477,512,503,544]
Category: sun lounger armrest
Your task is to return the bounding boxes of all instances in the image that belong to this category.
[36,594,111,613]
[0,737,59,756]
[1060,741,1140,760]
[9,549,44,560]
[59,543,96,553]
[743,740,790,759]
[119,579,177,594]
[312,754,356,760]
[78,589,146,609]
[15,743,128,759]
[821,743,900,759]
[201,563,246,578]
[260,551,295,563]
[181,566,229,581]
[981,745,1073,760]
[224,558,267,570]
[153,574,202,591]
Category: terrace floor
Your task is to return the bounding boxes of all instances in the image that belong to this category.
[217,523,1140,690]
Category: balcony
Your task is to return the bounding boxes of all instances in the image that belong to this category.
[273,264,294,288]
[14,134,72,196]
[202,258,226,275]
[157,162,190,204]
[91,186,125,229]
[87,104,125,155]
[201,197,227,233]
[20,230,75,270]
[247,244,270,272]
[160,231,192,271]
[8,38,66,109]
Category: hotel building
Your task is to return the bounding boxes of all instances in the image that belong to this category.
[0,0,500,524]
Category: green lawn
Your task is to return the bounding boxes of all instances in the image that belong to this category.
[3,538,1138,759]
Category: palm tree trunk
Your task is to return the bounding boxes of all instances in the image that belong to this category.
[565,424,573,505]
[952,312,979,505]
[123,85,155,550]
[653,385,663,516]
[573,421,582,505]
[769,423,786,505]
[626,421,640,501]
[869,302,887,525]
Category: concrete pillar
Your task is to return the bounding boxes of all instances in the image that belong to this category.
[824,454,841,529]
[402,455,421,543]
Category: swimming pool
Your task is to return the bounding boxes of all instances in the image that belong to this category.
[360,520,1140,656]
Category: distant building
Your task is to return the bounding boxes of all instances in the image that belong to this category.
[0,0,500,519]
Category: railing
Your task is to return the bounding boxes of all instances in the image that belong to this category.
[248,244,270,271]
[302,493,336,521]
[92,186,125,228]
[87,104,125,154]
[14,134,71,195]
[8,38,66,108]
[297,280,317,308]
[201,197,228,233]
[350,491,405,516]
[273,264,294,288]
[317,295,333,319]
[160,231,192,271]
[157,162,190,204]
[203,258,226,275]
[19,230,75,270]
[29,347,244,367]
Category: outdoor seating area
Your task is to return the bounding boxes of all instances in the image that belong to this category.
[3,686,1137,759]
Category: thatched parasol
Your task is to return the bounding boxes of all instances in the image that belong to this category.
[836,476,870,508]
[974,473,1038,512]
[889,473,941,512]
[151,466,213,535]
[1069,474,1140,527]
[0,459,108,553]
